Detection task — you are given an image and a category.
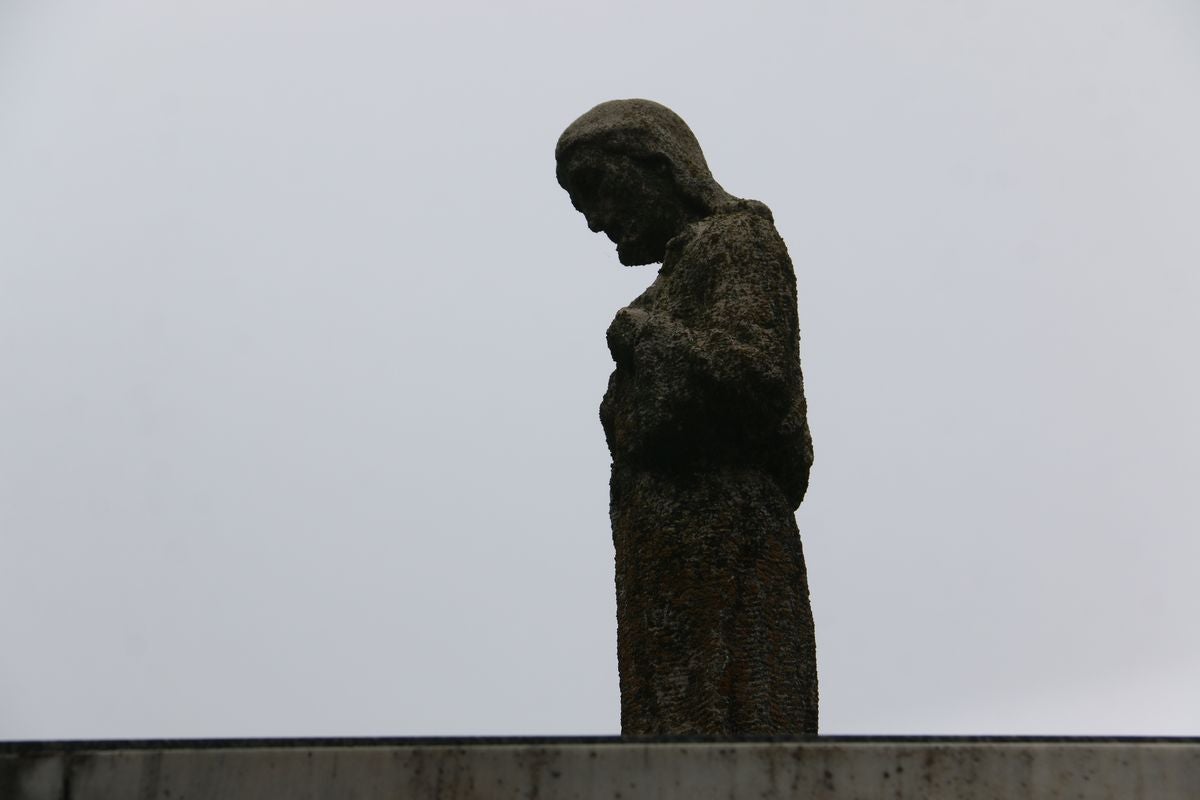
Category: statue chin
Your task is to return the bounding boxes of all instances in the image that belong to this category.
[616,237,663,267]
[617,250,653,267]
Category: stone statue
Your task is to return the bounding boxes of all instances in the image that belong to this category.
[556,100,818,735]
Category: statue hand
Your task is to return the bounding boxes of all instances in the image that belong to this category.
[607,307,650,365]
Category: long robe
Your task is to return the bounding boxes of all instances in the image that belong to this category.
[601,199,818,735]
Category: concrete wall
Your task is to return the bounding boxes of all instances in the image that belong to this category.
[3,738,1198,799]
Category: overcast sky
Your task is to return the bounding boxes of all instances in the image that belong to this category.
[3,0,1199,740]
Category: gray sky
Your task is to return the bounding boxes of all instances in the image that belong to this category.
[2,0,1199,739]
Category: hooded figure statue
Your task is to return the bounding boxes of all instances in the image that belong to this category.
[557,99,817,735]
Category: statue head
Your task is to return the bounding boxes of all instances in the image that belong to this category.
[556,99,733,266]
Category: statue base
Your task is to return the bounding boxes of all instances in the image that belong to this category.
[5,736,1198,798]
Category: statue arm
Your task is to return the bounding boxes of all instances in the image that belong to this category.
[612,216,797,414]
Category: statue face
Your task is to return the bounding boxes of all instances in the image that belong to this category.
[558,148,693,266]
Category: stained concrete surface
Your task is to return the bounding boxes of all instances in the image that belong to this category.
[3,737,1198,799]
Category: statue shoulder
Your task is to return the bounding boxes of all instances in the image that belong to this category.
[671,199,787,265]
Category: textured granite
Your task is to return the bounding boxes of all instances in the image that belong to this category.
[556,99,817,735]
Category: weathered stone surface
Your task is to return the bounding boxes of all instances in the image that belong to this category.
[556,99,817,735]
[6,739,1200,800]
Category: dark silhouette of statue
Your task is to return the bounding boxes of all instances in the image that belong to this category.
[556,99,818,735]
